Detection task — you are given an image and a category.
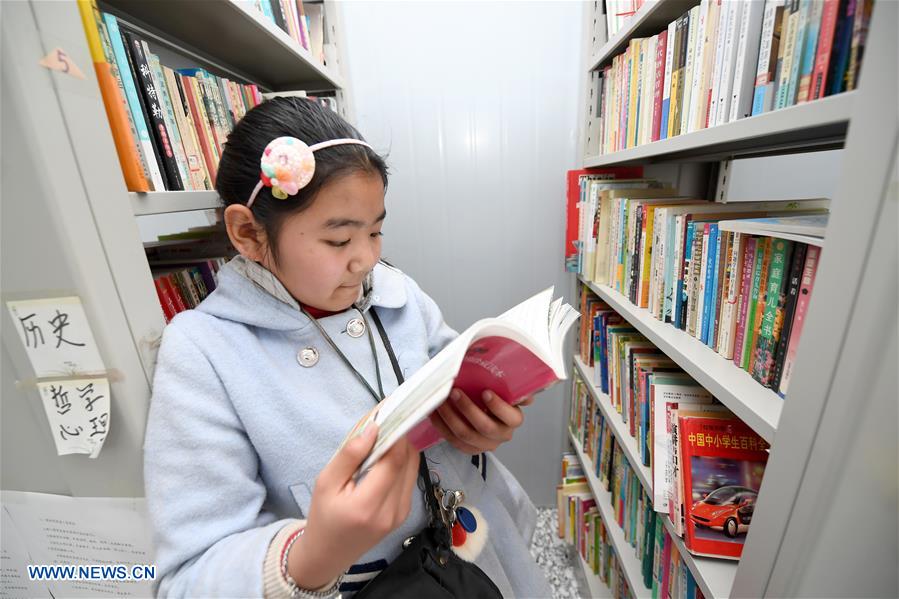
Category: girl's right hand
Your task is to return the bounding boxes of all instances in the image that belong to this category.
[286,424,420,590]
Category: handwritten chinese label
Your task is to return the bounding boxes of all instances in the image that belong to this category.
[6,297,105,378]
[36,377,110,458]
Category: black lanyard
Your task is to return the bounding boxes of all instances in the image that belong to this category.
[299,306,445,530]
[299,306,386,402]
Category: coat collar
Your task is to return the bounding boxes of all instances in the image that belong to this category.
[219,256,407,320]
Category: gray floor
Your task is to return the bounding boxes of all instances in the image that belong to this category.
[530,507,589,599]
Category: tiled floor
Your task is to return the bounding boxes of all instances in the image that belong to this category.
[530,507,588,599]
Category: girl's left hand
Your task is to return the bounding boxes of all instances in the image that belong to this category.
[428,388,534,454]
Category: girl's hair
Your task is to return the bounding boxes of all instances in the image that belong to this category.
[216,97,389,264]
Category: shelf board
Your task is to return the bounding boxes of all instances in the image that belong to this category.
[659,512,737,599]
[579,277,780,443]
[573,356,653,494]
[103,0,343,91]
[583,93,854,166]
[577,551,613,599]
[569,433,651,598]
[590,0,697,71]
[131,191,221,216]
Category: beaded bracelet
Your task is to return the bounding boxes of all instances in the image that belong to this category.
[280,528,342,598]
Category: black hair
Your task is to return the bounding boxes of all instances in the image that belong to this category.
[215,97,389,264]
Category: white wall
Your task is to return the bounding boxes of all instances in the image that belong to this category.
[339,1,584,505]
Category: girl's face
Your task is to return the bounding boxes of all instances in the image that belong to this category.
[262,170,386,311]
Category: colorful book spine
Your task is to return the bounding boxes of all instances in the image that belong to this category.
[752,239,793,384]
[729,0,767,121]
[795,0,824,102]
[146,50,190,189]
[827,0,857,95]
[719,232,745,359]
[771,242,807,390]
[752,0,787,115]
[660,20,676,140]
[76,0,150,192]
[122,29,183,190]
[783,0,812,107]
[733,236,758,367]
[101,12,165,191]
[746,237,773,373]
[778,245,821,396]
[700,223,719,344]
[651,30,668,142]
[845,0,872,91]
[808,0,842,101]
[774,0,802,109]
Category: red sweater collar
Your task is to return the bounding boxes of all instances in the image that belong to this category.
[300,303,341,319]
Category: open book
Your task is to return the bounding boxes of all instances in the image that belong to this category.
[342,287,580,473]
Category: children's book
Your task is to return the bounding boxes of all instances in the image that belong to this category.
[341,287,580,473]
[678,413,769,559]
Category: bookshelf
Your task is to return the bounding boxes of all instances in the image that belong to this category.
[578,278,781,442]
[1,0,353,497]
[583,91,853,166]
[578,552,613,599]
[569,1,897,598]
[130,191,222,216]
[569,432,651,598]
[571,356,738,599]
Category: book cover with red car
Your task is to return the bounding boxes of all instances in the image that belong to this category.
[678,414,769,559]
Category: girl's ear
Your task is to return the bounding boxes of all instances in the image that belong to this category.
[224,204,268,262]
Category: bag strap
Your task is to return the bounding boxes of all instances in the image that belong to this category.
[369,309,444,530]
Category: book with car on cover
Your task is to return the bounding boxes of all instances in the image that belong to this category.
[341,287,580,473]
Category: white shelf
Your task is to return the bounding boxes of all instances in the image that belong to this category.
[659,512,737,599]
[569,432,651,598]
[103,0,343,91]
[577,551,613,599]
[579,277,780,442]
[573,356,653,494]
[583,93,853,166]
[590,0,697,70]
[130,191,221,216]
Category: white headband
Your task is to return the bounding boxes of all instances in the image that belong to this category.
[246,137,373,208]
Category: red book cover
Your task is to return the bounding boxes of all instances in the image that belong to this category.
[564,167,643,272]
[406,335,563,450]
[778,245,821,396]
[679,414,769,559]
[651,30,668,142]
[153,278,177,322]
[809,0,841,100]
[732,237,757,367]
[160,274,188,313]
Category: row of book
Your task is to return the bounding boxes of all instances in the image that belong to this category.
[586,0,873,156]
[560,431,705,598]
[570,365,770,562]
[249,0,326,64]
[570,173,826,397]
[79,0,262,193]
[152,258,227,323]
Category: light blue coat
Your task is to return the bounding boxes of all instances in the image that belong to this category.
[143,258,551,598]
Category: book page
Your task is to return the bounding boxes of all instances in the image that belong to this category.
[0,492,153,598]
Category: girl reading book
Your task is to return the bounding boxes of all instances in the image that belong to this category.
[143,97,550,598]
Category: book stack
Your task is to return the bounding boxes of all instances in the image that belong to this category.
[250,0,326,63]
[569,174,828,398]
[151,258,228,324]
[588,0,873,155]
[563,407,706,597]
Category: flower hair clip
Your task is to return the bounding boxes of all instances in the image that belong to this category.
[246,136,373,208]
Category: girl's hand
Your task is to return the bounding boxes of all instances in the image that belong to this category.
[287,424,419,590]
[428,389,534,455]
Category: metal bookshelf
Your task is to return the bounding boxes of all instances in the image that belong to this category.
[572,1,897,597]
[1,0,355,498]
[569,432,651,598]
[572,356,738,599]
[130,191,222,216]
[102,0,343,90]
[584,92,853,166]
[573,356,652,492]
[578,277,781,442]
